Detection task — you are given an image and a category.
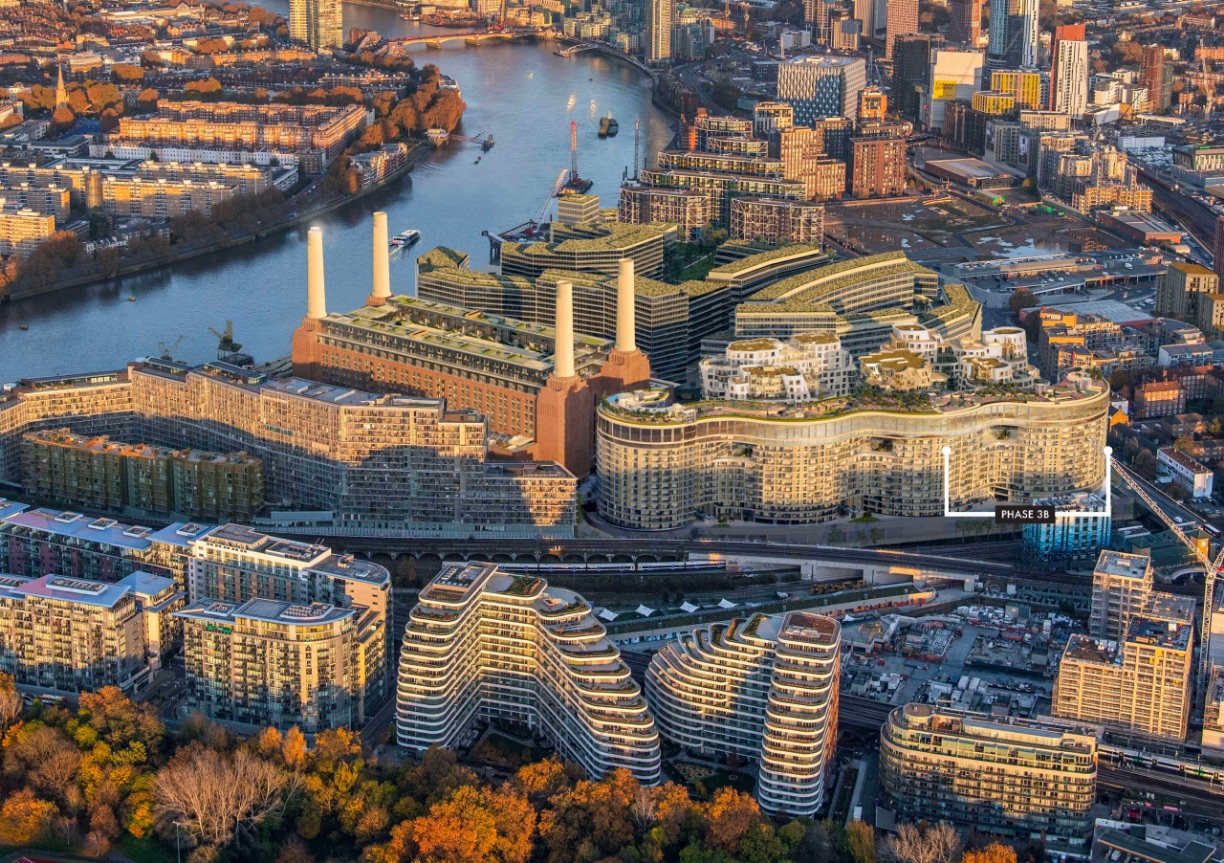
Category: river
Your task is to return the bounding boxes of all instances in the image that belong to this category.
[0,2,673,381]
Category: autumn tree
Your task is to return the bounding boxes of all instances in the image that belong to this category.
[0,671,21,731]
[404,785,535,863]
[112,63,144,83]
[964,843,1018,863]
[0,789,58,845]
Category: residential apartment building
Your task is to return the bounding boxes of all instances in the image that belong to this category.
[178,597,385,731]
[0,502,214,590]
[289,0,342,51]
[1158,446,1214,499]
[728,198,825,244]
[0,571,182,694]
[647,0,673,64]
[618,185,713,238]
[597,370,1108,529]
[884,0,918,59]
[849,128,908,198]
[0,358,577,537]
[396,563,662,783]
[1050,24,1089,118]
[948,0,981,46]
[879,704,1097,847]
[102,176,237,219]
[1089,550,1154,640]
[0,205,54,256]
[647,612,840,815]
[185,522,389,643]
[1156,262,1218,322]
[1133,379,1185,419]
[1054,612,1194,742]
[21,429,263,521]
[700,333,855,401]
[0,183,70,221]
[101,102,369,173]
[500,221,670,280]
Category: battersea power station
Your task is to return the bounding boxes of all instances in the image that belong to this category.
[291,213,651,477]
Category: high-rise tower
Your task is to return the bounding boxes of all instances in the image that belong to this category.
[290,0,343,51]
[1050,24,1088,118]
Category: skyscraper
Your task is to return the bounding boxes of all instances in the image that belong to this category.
[948,0,981,46]
[290,0,343,51]
[647,0,673,64]
[885,0,919,60]
[987,0,1038,69]
[1050,24,1088,117]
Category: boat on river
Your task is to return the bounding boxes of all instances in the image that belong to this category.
[391,229,421,248]
[598,115,619,137]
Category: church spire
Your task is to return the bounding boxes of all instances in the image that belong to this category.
[55,64,68,108]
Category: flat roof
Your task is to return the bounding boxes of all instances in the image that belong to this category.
[3,508,158,550]
[1094,550,1150,580]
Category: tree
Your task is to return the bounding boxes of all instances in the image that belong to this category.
[136,88,159,112]
[845,820,876,863]
[1174,434,1196,453]
[881,823,962,863]
[112,63,144,83]
[281,726,307,770]
[701,787,761,855]
[3,723,81,808]
[156,745,299,849]
[1009,287,1037,314]
[0,789,58,845]
[404,785,535,863]
[963,843,1018,863]
[0,671,21,731]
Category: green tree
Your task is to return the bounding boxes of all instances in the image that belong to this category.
[845,820,876,863]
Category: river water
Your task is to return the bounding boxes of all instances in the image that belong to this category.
[0,2,673,380]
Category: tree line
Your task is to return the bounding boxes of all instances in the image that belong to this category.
[0,673,1031,863]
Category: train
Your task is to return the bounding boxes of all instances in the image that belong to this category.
[1099,743,1224,786]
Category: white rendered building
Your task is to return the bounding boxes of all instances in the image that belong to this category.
[396,563,661,783]
[645,611,840,815]
[700,332,856,401]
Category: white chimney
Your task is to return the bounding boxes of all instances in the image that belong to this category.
[554,280,576,379]
[615,258,637,353]
[370,211,391,304]
[306,226,326,320]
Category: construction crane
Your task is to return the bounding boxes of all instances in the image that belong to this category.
[157,336,183,361]
[1111,454,1219,696]
[209,321,242,361]
[538,168,568,223]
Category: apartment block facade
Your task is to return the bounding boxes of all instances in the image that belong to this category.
[1054,615,1194,742]
[21,429,263,521]
[396,563,662,783]
[178,597,384,732]
[0,360,577,537]
[880,704,1097,847]
[0,570,182,694]
[646,612,840,816]
[598,371,1108,529]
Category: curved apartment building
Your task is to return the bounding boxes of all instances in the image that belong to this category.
[397,563,661,783]
[597,371,1108,529]
[646,611,839,816]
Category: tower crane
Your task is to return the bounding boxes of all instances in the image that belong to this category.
[1111,454,1219,696]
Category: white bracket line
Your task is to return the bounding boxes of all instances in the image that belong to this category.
[941,444,1112,519]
